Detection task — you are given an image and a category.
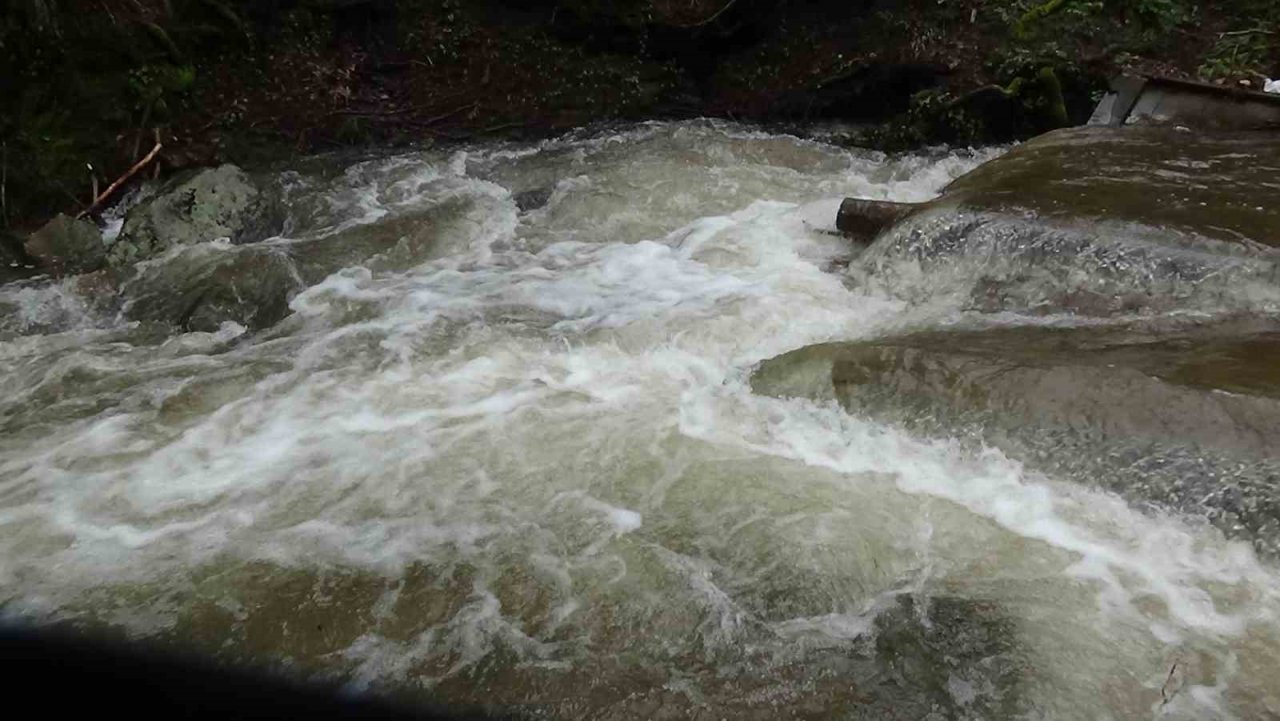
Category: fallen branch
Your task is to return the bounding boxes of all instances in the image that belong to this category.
[76,133,163,220]
[403,103,480,132]
[479,122,524,134]
[1220,28,1275,37]
[665,0,740,29]
[1,141,8,228]
[330,107,418,118]
[330,99,478,125]
[1160,661,1182,707]
[419,103,479,126]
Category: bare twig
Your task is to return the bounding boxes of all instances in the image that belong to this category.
[1160,661,1182,707]
[1220,28,1275,37]
[425,102,478,124]
[330,107,417,118]
[480,122,523,134]
[404,103,479,129]
[76,132,163,220]
[132,98,155,162]
[666,0,740,29]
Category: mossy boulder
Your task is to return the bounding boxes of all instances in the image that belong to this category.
[107,165,282,267]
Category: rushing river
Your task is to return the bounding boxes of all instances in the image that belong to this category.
[1,122,1278,720]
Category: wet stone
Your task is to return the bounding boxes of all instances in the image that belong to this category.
[872,595,1024,720]
[122,242,303,333]
[23,214,106,275]
[107,165,283,268]
[513,186,554,213]
[752,323,1280,557]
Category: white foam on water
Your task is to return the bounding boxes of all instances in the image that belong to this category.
[0,277,111,334]
[1,122,1278,718]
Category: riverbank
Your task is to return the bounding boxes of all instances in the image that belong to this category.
[3,0,1278,237]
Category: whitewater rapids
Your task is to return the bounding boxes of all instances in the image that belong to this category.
[1,122,1277,720]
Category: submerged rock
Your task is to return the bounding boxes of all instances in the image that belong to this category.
[122,242,302,333]
[873,595,1024,719]
[119,197,471,333]
[513,186,554,213]
[753,323,1280,557]
[23,214,106,275]
[288,197,476,283]
[107,165,282,267]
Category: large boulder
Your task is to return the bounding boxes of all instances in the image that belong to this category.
[122,241,302,333]
[107,165,281,267]
[118,196,475,334]
[844,126,1280,317]
[23,213,106,275]
[753,323,1280,557]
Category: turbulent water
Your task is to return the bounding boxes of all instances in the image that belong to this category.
[2,122,1278,720]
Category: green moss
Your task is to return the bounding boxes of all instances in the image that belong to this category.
[1032,66,1069,128]
[1013,0,1078,39]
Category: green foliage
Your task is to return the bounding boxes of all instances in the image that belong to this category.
[1123,0,1193,31]
[128,63,198,118]
[863,89,983,151]
[1,96,89,218]
[1013,0,1076,39]
[1015,0,1191,36]
[1198,32,1272,81]
[989,42,1071,86]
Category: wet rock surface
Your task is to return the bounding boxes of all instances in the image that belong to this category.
[107,165,283,267]
[849,126,1280,318]
[23,214,106,275]
[940,126,1280,248]
[288,198,473,285]
[771,126,1280,557]
[753,323,1280,557]
[513,186,555,214]
[871,595,1024,720]
[122,242,303,333]
[116,196,467,333]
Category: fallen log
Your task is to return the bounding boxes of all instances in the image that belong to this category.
[836,198,918,242]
